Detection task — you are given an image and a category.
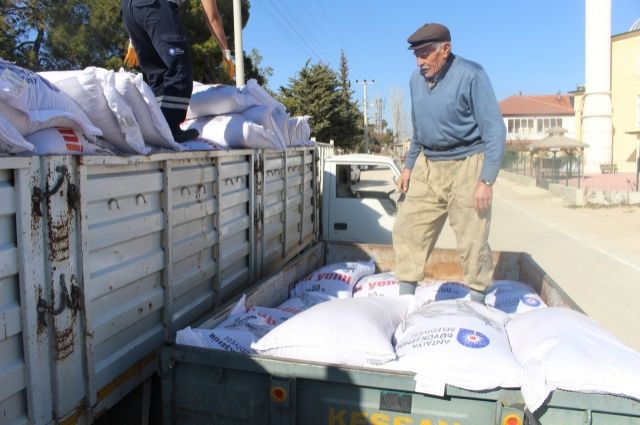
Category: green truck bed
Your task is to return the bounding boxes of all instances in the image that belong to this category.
[160,242,640,425]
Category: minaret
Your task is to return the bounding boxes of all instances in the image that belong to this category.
[582,0,613,173]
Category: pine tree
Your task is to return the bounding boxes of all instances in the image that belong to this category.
[335,50,362,149]
[279,61,344,144]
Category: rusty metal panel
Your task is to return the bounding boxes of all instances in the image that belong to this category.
[78,159,166,409]
[0,158,46,425]
[29,157,86,422]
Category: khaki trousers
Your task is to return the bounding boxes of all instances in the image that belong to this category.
[393,153,494,291]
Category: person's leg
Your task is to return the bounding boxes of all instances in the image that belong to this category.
[393,154,448,294]
[447,154,494,292]
[126,0,197,141]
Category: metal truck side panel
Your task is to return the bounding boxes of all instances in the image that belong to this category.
[78,157,166,408]
[3,147,320,424]
[0,158,51,425]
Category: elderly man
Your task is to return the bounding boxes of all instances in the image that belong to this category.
[393,23,506,295]
[121,0,231,142]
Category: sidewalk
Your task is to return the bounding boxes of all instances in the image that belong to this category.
[436,177,640,351]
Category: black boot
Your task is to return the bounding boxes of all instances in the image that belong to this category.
[172,128,199,142]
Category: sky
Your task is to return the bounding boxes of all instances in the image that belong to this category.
[241,0,639,136]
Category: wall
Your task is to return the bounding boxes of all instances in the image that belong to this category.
[611,30,640,173]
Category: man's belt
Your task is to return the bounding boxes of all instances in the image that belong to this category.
[427,140,480,152]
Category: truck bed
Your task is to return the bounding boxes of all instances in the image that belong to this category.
[160,242,640,425]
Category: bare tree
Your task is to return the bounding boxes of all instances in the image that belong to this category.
[389,86,409,146]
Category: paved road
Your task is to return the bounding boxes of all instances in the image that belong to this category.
[436,177,640,351]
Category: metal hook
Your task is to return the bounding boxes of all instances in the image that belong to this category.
[108,199,120,210]
[181,187,191,196]
[136,194,147,205]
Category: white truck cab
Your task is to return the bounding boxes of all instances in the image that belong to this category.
[322,154,402,244]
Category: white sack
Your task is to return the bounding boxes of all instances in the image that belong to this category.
[186,84,258,119]
[0,61,101,138]
[183,114,282,150]
[114,71,181,151]
[392,300,523,394]
[288,116,312,147]
[175,295,293,354]
[291,259,375,300]
[0,110,34,154]
[485,279,546,315]
[26,127,114,155]
[277,293,326,315]
[39,68,149,154]
[352,272,400,298]
[507,307,640,412]
[415,281,473,303]
[241,105,287,150]
[240,79,287,114]
[252,296,415,366]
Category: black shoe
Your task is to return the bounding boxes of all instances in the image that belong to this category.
[172,128,199,142]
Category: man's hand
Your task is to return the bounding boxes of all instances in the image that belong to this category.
[397,168,412,193]
[473,181,493,214]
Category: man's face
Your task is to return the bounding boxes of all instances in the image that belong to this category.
[414,42,450,79]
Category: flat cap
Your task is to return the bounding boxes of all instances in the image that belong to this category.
[407,23,451,50]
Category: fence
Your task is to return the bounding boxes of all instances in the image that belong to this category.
[501,146,638,193]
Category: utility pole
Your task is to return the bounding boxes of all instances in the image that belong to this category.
[233,0,245,86]
[375,97,385,135]
[355,79,374,153]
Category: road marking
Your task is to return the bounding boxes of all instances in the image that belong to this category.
[497,199,640,273]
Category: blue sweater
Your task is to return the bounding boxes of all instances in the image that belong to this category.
[405,54,506,183]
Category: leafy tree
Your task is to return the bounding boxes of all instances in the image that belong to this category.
[0,1,57,69]
[279,61,342,144]
[279,54,361,149]
[45,0,126,70]
[0,0,270,85]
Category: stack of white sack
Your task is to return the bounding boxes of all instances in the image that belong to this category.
[507,307,640,413]
[380,300,523,396]
[175,295,294,354]
[182,83,284,150]
[0,59,102,154]
[241,79,311,148]
[39,67,183,154]
[183,79,314,150]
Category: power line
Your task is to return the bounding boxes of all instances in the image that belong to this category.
[256,0,325,62]
[277,0,334,61]
[293,0,339,61]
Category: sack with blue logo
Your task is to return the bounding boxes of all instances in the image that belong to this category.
[485,279,546,315]
[388,300,523,395]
